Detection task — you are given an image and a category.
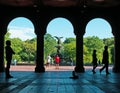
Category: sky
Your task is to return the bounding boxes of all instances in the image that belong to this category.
[8,17,113,41]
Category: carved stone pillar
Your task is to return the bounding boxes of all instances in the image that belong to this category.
[0,35,5,72]
[111,19,120,73]
[35,33,45,72]
[74,20,85,73]
[113,35,120,72]
[34,19,45,72]
[74,34,85,72]
[0,24,6,72]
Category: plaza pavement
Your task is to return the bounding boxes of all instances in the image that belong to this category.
[0,65,120,93]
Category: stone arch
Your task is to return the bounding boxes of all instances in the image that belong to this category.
[84,13,116,36]
[83,17,114,65]
[7,16,36,34]
[84,15,120,72]
[0,6,120,73]
[46,17,74,36]
[7,17,36,40]
[85,17,113,38]
[44,17,75,67]
[4,17,36,70]
[7,17,35,32]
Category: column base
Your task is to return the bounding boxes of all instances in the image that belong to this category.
[35,66,45,73]
[74,66,85,73]
[113,66,120,73]
[0,67,5,72]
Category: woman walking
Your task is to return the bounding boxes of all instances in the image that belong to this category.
[92,49,98,74]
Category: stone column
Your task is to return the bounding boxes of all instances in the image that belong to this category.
[74,34,85,72]
[74,20,85,72]
[34,18,46,72]
[111,19,120,73]
[0,24,6,72]
[35,33,45,72]
[113,34,120,72]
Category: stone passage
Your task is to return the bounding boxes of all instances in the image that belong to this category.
[0,68,120,93]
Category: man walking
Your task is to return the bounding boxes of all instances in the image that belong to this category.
[100,46,110,75]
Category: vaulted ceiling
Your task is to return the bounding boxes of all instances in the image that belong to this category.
[0,0,120,8]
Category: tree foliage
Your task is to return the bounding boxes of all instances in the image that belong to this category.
[5,31,114,65]
[44,33,56,61]
[63,41,76,62]
[83,36,104,64]
[64,38,76,44]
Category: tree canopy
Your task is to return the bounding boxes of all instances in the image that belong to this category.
[5,32,114,65]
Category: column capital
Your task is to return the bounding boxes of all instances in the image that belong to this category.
[113,31,120,38]
[73,22,86,36]
[33,17,47,36]
[0,23,7,35]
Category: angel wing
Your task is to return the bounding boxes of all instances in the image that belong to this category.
[54,36,63,44]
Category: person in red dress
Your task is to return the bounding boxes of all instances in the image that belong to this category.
[55,55,60,69]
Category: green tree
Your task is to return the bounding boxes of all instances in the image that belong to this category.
[20,39,36,63]
[5,32,23,63]
[83,36,104,64]
[5,31,114,65]
[63,40,76,62]
[11,38,23,62]
[5,31,11,40]
[103,37,114,46]
[64,38,76,44]
[103,37,114,64]
[83,45,90,63]
[44,33,56,62]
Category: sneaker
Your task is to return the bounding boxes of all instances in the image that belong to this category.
[106,72,110,75]
[6,75,13,79]
[99,69,102,74]
[92,70,96,74]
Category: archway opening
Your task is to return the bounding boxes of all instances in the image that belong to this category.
[5,17,36,71]
[84,18,114,71]
[44,17,76,71]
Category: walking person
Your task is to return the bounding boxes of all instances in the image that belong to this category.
[55,55,60,69]
[46,54,51,67]
[5,40,15,78]
[92,49,98,74]
[100,46,110,75]
[70,58,74,66]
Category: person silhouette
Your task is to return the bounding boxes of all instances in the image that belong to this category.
[92,49,98,74]
[100,46,110,75]
[5,40,15,78]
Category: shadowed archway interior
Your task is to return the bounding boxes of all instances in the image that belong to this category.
[0,0,120,73]
[0,0,120,7]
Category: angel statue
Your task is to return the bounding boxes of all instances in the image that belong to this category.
[54,36,63,54]
[54,36,63,44]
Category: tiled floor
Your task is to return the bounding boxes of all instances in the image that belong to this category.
[0,66,120,93]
